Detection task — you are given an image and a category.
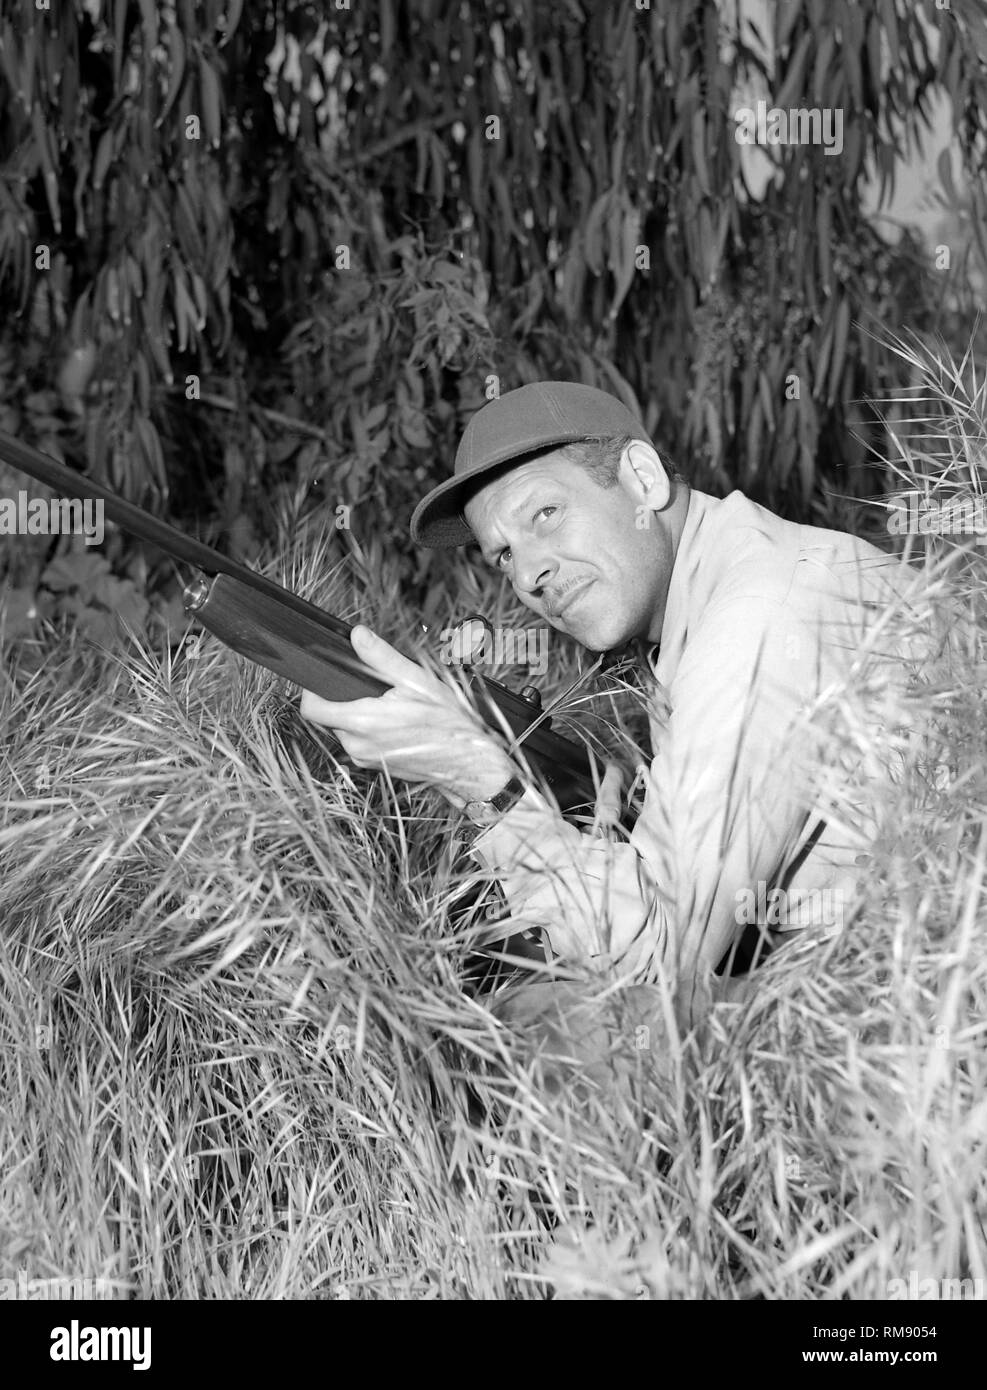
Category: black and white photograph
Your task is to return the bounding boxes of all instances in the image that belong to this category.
[0,0,985,1343]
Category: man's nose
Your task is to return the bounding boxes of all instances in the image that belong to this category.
[513,549,557,594]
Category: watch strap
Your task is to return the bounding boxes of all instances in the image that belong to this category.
[463,773,527,825]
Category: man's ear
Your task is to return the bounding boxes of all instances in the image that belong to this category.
[618,440,673,511]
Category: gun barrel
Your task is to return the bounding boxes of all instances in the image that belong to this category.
[0,430,603,813]
[0,429,351,639]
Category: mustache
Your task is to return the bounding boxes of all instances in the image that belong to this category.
[543,578,591,617]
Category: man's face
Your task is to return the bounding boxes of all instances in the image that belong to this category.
[463,445,684,651]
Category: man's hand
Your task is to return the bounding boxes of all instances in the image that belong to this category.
[299,625,516,806]
[490,981,675,1112]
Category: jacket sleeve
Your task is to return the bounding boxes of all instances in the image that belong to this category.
[467,594,822,1009]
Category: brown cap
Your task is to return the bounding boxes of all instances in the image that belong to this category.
[409,381,651,547]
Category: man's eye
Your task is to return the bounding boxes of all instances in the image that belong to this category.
[492,509,558,568]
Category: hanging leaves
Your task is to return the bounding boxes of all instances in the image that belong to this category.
[0,0,985,534]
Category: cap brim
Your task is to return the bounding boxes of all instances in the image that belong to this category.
[408,471,481,549]
[409,432,595,548]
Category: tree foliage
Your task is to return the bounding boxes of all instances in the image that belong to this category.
[1,0,986,592]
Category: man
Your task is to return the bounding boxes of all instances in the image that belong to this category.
[299,382,924,1035]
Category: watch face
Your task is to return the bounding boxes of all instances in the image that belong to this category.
[464,776,524,823]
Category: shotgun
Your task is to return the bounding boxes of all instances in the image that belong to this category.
[0,430,613,814]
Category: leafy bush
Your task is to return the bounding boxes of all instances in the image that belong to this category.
[3,0,987,574]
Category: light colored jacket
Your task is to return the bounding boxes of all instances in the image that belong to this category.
[469,488,935,1024]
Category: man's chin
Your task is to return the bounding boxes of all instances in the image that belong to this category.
[568,616,625,655]
[549,590,630,653]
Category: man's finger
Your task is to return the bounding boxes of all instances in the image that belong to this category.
[351,624,437,693]
[596,761,624,829]
[299,688,375,729]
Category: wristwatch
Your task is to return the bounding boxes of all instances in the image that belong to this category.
[462,773,527,825]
